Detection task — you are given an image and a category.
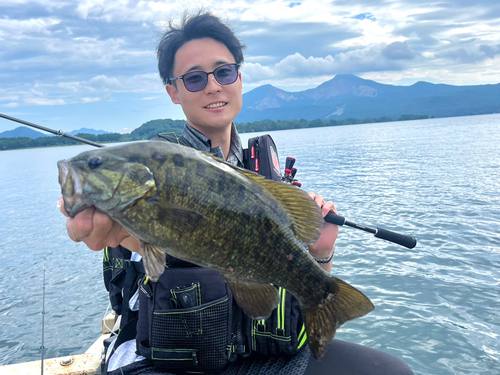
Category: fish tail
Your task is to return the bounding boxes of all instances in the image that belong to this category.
[141,242,166,282]
[304,277,374,359]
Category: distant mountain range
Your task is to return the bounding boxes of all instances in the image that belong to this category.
[0,127,51,139]
[0,126,111,139]
[235,74,500,123]
[2,75,499,140]
[68,128,111,136]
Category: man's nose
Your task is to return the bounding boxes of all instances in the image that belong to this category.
[204,73,221,93]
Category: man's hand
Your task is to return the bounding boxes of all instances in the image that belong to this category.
[307,192,339,272]
[58,197,132,251]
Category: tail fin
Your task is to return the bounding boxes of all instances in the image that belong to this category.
[305,277,374,359]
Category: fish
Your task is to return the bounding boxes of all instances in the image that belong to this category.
[58,141,374,359]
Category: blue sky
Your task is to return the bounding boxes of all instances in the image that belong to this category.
[1,0,499,134]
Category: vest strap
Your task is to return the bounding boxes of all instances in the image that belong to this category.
[121,260,144,326]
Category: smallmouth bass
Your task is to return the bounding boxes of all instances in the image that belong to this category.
[58,141,374,358]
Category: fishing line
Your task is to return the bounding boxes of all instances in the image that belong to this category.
[103,302,119,337]
[40,257,46,375]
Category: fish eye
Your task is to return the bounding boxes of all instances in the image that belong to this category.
[88,156,103,170]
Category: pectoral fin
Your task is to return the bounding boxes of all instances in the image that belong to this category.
[224,279,280,319]
[154,202,203,232]
[141,241,166,282]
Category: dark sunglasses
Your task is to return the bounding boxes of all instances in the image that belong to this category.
[168,63,240,92]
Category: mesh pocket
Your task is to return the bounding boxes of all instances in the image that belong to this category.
[151,296,230,371]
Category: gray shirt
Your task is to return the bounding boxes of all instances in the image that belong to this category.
[182,123,244,167]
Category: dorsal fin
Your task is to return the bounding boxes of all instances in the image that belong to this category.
[202,153,324,244]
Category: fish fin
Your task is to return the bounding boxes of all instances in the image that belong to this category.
[258,182,323,244]
[141,241,166,282]
[154,203,203,232]
[224,279,280,319]
[305,277,374,359]
[202,153,324,244]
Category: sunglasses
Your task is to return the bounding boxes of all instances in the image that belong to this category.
[168,63,240,92]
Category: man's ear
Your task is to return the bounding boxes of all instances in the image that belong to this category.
[166,85,181,104]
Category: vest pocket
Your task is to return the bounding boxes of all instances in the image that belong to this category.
[150,296,230,370]
[138,268,234,373]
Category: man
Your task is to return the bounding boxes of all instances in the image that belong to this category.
[62,11,413,375]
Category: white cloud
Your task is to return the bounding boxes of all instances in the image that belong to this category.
[0,72,164,108]
[0,17,61,40]
[75,0,181,22]
[241,43,410,84]
[24,98,66,106]
[81,97,102,103]
[0,0,499,112]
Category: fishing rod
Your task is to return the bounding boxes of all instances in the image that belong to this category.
[284,157,417,249]
[2,113,416,248]
[324,213,416,249]
[41,257,46,375]
[0,112,105,148]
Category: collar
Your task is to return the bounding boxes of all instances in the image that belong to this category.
[182,123,244,167]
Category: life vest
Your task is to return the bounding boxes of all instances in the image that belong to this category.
[103,245,144,328]
[103,133,308,374]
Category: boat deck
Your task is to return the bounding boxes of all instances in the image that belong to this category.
[0,311,116,375]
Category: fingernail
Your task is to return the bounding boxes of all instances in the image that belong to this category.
[57,197,63,208]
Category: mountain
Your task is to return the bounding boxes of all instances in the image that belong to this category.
[0,126,113,139]
[0,126,51,139]
[235,74,500,123]
[69,128,111,135]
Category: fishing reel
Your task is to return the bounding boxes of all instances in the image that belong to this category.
[282,157,302,187]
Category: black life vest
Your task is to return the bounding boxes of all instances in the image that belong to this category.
[103,245,144,329]
[104,133,308,374]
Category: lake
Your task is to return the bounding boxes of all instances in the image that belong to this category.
[0,114,499,374]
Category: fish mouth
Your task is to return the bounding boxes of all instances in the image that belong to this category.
[58,160,94,218]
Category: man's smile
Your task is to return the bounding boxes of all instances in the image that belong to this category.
[205,102,228,109]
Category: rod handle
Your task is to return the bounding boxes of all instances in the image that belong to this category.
[325,212,346,226]
[375,228,417,249]
[324,213,417,249]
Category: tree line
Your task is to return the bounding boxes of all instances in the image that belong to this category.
[0,115,430,151]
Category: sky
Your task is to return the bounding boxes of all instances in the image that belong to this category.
[1,0,500,134]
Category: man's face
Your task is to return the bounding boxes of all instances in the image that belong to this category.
[166,38,243,135]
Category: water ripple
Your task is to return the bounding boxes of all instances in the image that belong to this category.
[1,116,499,374]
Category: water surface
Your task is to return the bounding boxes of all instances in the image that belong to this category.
[1,114,499,374]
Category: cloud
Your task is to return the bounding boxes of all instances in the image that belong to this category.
[236,20,361,62]
[2,102,19,108]
[24,98,66,106]
[81,97,102,103]
[241,42,413,86]
[479,44,500,59]
[0,72,163,108]
[436,44,500,63]
[382,41,419,60]
[1,0,499,115]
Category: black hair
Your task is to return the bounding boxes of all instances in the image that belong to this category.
[157,11,246,85]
